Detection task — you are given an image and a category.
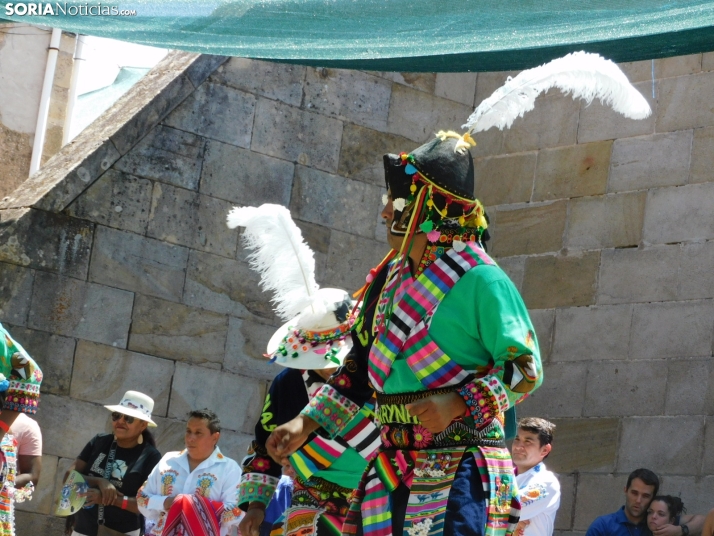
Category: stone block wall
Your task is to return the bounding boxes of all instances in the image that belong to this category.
[1,50,713,532]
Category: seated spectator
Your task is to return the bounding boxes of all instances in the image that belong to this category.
[137,409,243,536]
[511,417,560,536]
[586,468,659,536]
[647,496,705,536]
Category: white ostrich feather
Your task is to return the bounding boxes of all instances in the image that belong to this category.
[463,51,651,134]
[227,204,320,322]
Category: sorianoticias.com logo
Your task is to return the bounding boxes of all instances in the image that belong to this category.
[4,3,136,15]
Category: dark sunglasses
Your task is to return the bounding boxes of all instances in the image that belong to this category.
[111,412,135,424]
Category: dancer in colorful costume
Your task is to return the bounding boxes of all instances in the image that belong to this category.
[227,206,380,536]
[0,324,43,489]
[265,52,653,536]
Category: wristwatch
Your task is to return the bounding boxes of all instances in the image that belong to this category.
[681,524,689,536]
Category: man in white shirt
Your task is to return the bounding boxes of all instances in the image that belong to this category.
[511,417,561,536]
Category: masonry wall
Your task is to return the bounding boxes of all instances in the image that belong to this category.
[1,52,713,533]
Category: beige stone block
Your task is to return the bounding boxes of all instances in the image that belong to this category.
[66,169,153,235]
[566,192,646,250]
[533,141,611,201]
[28,272,134,347]
[474,71,519,106]
[659,476,714,514]
[555,473,576,531]
[643,182,714,244]
[70,340,174,414]
[40,124,63,164]
[216,428,254,463]
[224,316,280,381]
[147,183,238,258]
[434,72,477,106]
[15,511,66,536]
[292,219,330,284]
[200,140,295,206]
[390,72,436,94]
[517,362,587,418]
[213,58,306,106]
[553,304,632,362]
[387,84,473,143]
[689,126,714,184]
[129,294,228,365]
[163,82,256,148]
[34,393,112,459]
[584,360,666,416]
[474,152,536,206]
[655,54,702,78]
[169,363,265,434]
[89,225,189,302]
[4,324,75,396]
[290,166,383,239]
[656,71,714,131]
[337,123,417,187]
[665,358,714,416]
[0,261,33,325]
[573,473,628,530]
[577,81,656,143]
[114,125,205,191]
[15,454,58,515]
[304,68,391,130]
[617,416,705,475]
[680,241,714,300]
[597,246,680,305]
[528,308,555,363]
[521,252,599,309]
[495,255,525,292]
[502,93,579,153]
[470,127,504,159]
[46,85,68,123]
[547,419,619,474]
[702,52,714,72]
[619,60,655,83]
[490,201,567,257]
[703,417,714,474]
[183,249,274,322]
[251,97,343,173]
[629,300,714,358]
[609,131,692,192]
[0,123,32,199]
[324,231,390,292]
[0,208,94,280]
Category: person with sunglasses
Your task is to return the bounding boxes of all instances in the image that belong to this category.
[67,391,162,536]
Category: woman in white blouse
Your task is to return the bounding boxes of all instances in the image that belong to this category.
[137,409,243,536]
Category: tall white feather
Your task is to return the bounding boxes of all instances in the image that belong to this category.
[227,204,319,322]
[463,51,651,134]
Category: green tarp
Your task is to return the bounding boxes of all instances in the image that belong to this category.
[3,1,714,71]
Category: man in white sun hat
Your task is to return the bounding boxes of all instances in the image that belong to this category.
[227,205,380,536]
[68,390,161,536]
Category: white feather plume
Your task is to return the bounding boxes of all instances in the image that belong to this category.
[463,51,651,134]
[227,204,320,322]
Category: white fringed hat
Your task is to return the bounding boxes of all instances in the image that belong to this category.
[266,287,355,370]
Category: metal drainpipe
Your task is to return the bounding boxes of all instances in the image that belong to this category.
[62,33,85,146]
[29,27,62,176]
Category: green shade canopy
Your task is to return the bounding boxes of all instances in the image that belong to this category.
[3,0,714,71]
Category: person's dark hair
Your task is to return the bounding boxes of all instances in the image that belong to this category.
[651,496,686,520]
[189,408,221,434]
[626,468,660,497]
[141,429,157,448]
[517,417,556,447]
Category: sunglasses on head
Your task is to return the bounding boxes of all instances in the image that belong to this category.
[111,412,136,424]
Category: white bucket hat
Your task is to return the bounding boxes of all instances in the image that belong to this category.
[104,390,157,427]
[267,288,355,370]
